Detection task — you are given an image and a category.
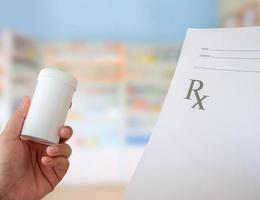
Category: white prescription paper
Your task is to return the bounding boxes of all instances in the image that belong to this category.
[124,27,260,200]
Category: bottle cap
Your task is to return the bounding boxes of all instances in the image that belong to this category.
[38,68,77,90]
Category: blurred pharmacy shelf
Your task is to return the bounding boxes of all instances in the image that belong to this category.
[43,43,126,148]
[0,32,181,184]
[125,44,180,147]
[43,42,181,184]
[0,30,41,128]
[220,0,260,27]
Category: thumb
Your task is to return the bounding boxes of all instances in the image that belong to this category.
[2,96,30,140]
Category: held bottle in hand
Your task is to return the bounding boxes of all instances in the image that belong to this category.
[21,68,77,145]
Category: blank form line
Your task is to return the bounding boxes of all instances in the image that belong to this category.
[209,49,260,52]
[211,56,260,60]
[194,66,260,73]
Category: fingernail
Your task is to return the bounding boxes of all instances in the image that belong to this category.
[49,146,59,153]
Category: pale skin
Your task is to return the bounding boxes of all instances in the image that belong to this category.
[0,96,73,200]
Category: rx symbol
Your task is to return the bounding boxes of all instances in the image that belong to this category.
[184,79,209,110]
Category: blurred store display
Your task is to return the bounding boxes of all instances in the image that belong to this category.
[44,42,181,184]
[125,44,179,146]
[44,43,125,148]
[220,0,260,27]
[0,30,41,128]
[0,30,181,184]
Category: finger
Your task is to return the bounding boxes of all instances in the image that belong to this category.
[46,143,72,158]
[3,96,30,140]
[59,126,73,143]
[41,156,69,170]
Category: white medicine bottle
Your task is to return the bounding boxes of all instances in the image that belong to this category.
[21,68,77,145]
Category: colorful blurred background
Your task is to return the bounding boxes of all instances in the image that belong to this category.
[0,0,258,199]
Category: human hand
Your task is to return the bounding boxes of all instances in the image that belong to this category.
[0,96,73,200]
